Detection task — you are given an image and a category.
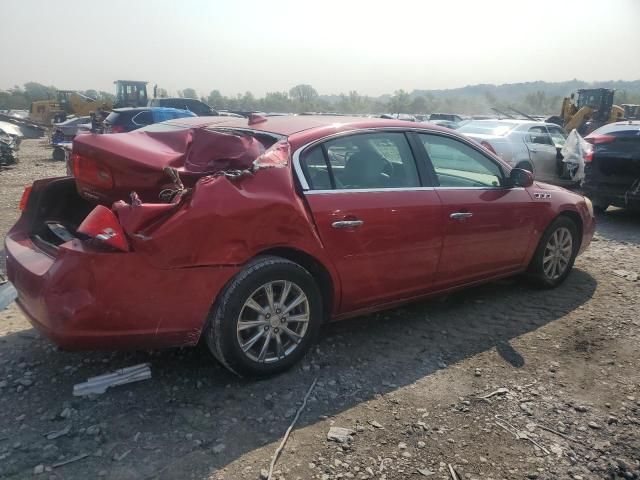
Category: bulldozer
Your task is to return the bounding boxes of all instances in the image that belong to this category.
[29,90,111,125]
[113,80,148,108]
[28,80,149,125]
[547,88,624,134]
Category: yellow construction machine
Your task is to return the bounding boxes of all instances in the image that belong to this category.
[29,80,149,125]
[547,88,624,134]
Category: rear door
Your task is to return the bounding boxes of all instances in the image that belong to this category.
[297,130,444,313]
[414,132,537,288]
[525,126,560,181]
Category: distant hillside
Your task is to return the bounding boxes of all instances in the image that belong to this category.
[321,79,640,115]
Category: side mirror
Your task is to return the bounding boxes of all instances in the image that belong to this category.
[509,168,534,188]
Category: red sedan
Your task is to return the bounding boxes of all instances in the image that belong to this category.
[5,115,595,376]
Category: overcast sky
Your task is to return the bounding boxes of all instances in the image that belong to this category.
[3,0,640,97]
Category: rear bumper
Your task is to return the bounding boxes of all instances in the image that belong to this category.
[5,227,239,350]
[583,183,640,210]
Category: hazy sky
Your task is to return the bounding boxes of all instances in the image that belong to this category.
[3,0,640,97]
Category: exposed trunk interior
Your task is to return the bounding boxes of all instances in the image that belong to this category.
[28,177,96,249]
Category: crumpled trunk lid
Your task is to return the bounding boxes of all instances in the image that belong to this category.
[71,126,268,204]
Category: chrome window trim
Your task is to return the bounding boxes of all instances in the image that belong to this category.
[292,126,510,191]
[303,186,524,195]
[304,187,436,195]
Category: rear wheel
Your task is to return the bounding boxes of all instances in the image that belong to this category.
[527,216,579,288]
[205,256,322,377]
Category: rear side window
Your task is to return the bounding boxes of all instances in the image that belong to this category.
[301,132,420,190]
[419,134,503,188]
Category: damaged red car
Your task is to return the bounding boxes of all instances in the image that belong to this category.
[5,115,595,376]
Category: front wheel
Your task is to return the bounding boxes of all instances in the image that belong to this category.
[527,216,579,289]
[205,256,323,377]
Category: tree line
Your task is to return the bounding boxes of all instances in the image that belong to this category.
[2,81,640,116]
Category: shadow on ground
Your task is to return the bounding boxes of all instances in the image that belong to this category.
[0,266,597,479]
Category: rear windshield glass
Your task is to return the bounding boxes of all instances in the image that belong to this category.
[137,121,193,132]
[458,121,517,136]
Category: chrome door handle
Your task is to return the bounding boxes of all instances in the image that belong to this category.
[529,148,538,152]
[450,212,473,220]
[331,220,364,229]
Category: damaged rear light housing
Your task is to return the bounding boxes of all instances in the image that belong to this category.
[19,184,32,211]
[72,153,114,189]
[77,205,129,252]
[584,134,616,145]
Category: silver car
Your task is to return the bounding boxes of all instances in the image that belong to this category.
[457,119,574,186]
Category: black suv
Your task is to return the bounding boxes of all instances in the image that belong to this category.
[148,98,218,116]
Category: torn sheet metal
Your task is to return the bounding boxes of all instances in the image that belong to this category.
[73,363,151,396]
[561,129,589,181]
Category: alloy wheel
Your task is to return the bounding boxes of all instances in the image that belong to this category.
[236,280,310,363]
[542,227,573,280]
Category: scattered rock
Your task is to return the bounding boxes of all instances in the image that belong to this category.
[33,465,45,475]
[368,420,383,429]
[327,427,355,443]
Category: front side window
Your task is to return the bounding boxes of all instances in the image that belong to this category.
[300,132,420,190]
[419,134,503,188]
[546,125,567,147]
[527,126,554,146]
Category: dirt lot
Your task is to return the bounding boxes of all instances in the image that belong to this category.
[1,140,639,480]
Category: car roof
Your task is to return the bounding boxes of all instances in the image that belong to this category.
[463,119,558,128]
[158,114,450,137]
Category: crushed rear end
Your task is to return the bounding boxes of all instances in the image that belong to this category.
[4,124,291,350]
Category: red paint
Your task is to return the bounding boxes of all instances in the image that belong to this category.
[5,116,595,351]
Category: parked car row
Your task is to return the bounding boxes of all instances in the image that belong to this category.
[458,120,575,187]
[6,115,595,376]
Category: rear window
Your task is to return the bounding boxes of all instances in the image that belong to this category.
[458,121,517,136]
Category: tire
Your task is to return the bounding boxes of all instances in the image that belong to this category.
[52,147,65,162]
[527,216,579,289]
[592,199,609,214]
[205,256,323,377]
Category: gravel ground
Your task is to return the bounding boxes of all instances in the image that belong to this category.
[0,140,639,480]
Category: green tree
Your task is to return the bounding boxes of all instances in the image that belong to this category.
[387,89,410,114]
[181,88,198,99]
[289,84,318,110]
[261,91,291,112]
[409,96,428,114]
[207,90,225,108]
[23,82,56,102]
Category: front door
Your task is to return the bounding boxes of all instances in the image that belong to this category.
[525,126,561,182]
[414,132,537,289]
[297,131,444,313]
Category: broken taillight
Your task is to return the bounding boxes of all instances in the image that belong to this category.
[19,185,32,211]
[584,134,615,145]
[72,153,114,189]
[77,205,129,252]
